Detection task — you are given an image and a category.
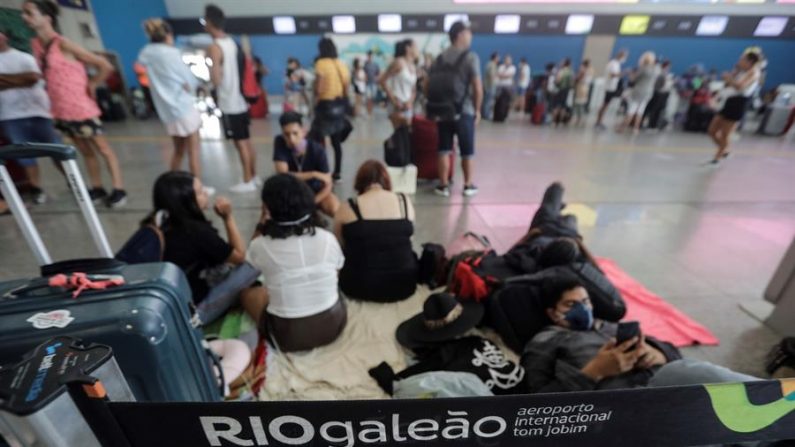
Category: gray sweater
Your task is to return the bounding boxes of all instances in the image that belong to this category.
[630,65,659,102]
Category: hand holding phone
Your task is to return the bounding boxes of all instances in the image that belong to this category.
[616,321,641,351]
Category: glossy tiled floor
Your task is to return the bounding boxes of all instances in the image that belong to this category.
[2,105,794,376]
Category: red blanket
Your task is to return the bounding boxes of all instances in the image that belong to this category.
[597,258,719,347]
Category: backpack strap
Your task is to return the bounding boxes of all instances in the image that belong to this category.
[398,193,409,219]
[453,50,472,112]
[348,198,363,221]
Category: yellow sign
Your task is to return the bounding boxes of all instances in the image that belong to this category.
[620,15,651,35]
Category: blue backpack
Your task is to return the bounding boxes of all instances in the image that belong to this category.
[115,212,165,264]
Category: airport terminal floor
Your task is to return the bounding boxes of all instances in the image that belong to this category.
[1,107,793,376]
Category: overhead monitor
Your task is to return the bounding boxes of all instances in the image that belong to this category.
[378,14,402,32]
[565,14,594,34]
[272,16,296,34]
[696,16,728,36]
[754,16,788,36]
[444,14,470,31]
[620,15,650,35]
[494,14,521,33]
[332,15,356,33]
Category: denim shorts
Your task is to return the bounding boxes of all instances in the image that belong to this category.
[0,116,62,166]
[437,114,475,160]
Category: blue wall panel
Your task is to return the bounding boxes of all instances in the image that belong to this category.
[248,35,322,95]
[614,37,795,89]
[471,35,587,75]
[92,0,169,89]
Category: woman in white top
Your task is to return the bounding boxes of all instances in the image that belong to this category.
[352,58,366,117]
[138,19,211,191]
[707,51,761,165]
[246,174,346,352]
[380,39,418,128]
[496,54,517,95]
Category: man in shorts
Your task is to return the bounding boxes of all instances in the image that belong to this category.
[204,4,259,193]
[0,28,59,204]
[595,50,628,130]
[363,51,380,116]
[272,111,339,217]
[431,21,482,198]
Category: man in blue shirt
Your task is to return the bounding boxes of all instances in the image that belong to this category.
[273,112,339,217]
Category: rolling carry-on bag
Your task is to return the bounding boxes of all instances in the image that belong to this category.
[0,143,222,403]
[493,89,511,123]
[758,104,794,136]
[411,115,454,181]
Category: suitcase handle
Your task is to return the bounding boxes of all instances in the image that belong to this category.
[0,143,113,267]
[0,143,77,163]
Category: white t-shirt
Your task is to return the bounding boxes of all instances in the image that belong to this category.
[246,228,344,319]
[496,64,516,88]
[518,64,531,89]
[138,43,200,124]
[0,48,51,121]
[605,59,622,92]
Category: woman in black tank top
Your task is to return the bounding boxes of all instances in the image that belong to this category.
[335,161,418,302]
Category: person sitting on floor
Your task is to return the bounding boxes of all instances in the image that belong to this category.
[247,174,347,352]
[334,160,418,302]
[273,111,339,217]
[522,275,756,393]
[149,171,267,323]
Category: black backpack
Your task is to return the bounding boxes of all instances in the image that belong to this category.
[115,213,165,264]
[417,243,447,289]
[426,50,471,122]
[383,125,411,167]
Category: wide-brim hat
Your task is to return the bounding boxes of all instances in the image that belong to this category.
[396,292,484,349]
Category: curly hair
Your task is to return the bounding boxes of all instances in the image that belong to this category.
[257,174,325,239]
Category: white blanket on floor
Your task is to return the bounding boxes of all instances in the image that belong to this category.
[259,286,517,401]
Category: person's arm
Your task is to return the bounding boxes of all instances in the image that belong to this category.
[0,72,40,89]
[332,201,353,244]
[213,197,245,264]
[726,69,759,92]
[523,335,600,393]
[61,38,113,91]
[206,43,223,88]
[472,75,483,123]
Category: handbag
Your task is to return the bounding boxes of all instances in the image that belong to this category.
[383,125,411,167]
[195,262,262,325]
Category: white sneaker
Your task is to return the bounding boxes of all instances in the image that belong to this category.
[229,181,257,193]
[203,186,216,196]
[252,175,263,187]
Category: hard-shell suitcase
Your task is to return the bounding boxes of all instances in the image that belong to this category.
[411,115,454,181]
[0,144,221,402]
[493,89,512,123]
[531,103,546,125]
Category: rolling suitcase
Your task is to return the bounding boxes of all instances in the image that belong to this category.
[0,143,221,403]
[492,89,511,123]
[411,115,454,181]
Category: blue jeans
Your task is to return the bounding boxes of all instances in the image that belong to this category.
[437,114,475,160]
[648,358,758,387]
[482,86,497,120]
[0,117,61,166]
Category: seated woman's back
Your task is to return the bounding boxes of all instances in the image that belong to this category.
[248,227,343,318]
[335,161,418,302]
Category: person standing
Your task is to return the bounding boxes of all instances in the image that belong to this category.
[311,37,350,183]
[0,27,59,205]
[203,4,259,194]
[482,52,499,120]
[352,58,366,117]
[22,0,127,208]
[616,51,657,134]
[595,50,628,130]
[426,21,482,197]
[496,54,516,98]
[363,50,380,116]
[643,60,673,131]
[515,57,531,112]
[552,58,573,126]
[573,59,594,127]
[138,19,213,195]
[707,51,761,165]
[380,39,418,129]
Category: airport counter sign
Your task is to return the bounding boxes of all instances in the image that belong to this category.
[107,379,795,446]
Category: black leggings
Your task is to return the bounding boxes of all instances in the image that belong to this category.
[329,132,342,176]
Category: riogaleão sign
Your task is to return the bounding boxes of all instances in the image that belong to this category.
[107,379,795,446]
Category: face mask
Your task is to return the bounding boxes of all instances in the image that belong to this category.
[562,301,593,331]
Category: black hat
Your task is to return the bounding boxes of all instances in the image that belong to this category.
[396,293,484,349]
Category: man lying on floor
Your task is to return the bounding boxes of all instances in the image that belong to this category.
[522,275,755,392]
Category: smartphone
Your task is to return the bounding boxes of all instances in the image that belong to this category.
[616,321,641,351]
